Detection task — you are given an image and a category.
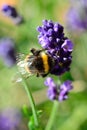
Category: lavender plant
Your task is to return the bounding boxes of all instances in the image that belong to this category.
[37,20,73,130]
[0,19,74,130]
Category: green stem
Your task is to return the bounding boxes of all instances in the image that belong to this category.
[20,74,39,127]
[45,101,59,130]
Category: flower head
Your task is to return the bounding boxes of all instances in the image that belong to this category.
[44,77,73,102]
[0,38,16,67]
[37,20,73,75]
[1,5,24,25]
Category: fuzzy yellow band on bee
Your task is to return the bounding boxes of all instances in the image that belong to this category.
[41,52,49,73]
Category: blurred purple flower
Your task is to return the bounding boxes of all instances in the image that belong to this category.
[1,5,24,25]
[67,0,87,32]
[0,107,22,130]
[0,38,16,67]
[70,0,87,8]
[2,5,18,18]
[37,20,73,75]
[44,77,73,101]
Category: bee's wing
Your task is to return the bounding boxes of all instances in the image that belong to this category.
[12,53,35,83]
[16,53,28,75]
[12,61,33,83]
[16,53,25,63]
[12,71,31,83]
[12,72,22,83]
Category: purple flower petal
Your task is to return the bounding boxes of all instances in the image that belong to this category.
[44,77,56,87]
[44,77,58,100]
[47,87,57,100]
[58,80,73,102]
[61,39,74,52]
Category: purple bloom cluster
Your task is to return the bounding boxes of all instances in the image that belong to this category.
[37,20,73,75]
[44,77,73,101]
[0,38,16,67]
[0,108,22,130]
[67,0,87,32]
[1,5,24,25]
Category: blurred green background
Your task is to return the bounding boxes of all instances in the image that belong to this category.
[0,0,87,130]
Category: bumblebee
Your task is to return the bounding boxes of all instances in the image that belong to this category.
[24,48,55,77]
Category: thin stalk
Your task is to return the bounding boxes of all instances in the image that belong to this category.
[20,74,39,127]
[45,101,59,130]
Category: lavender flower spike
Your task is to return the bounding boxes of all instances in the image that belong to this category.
[58,80,73,101]
[0,38,16,67]
[37,20,74,75]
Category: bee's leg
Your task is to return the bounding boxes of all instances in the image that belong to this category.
[36,73,40,77]
[30,48,45,56]
[25,75,29,79]
[41,73,49,77]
